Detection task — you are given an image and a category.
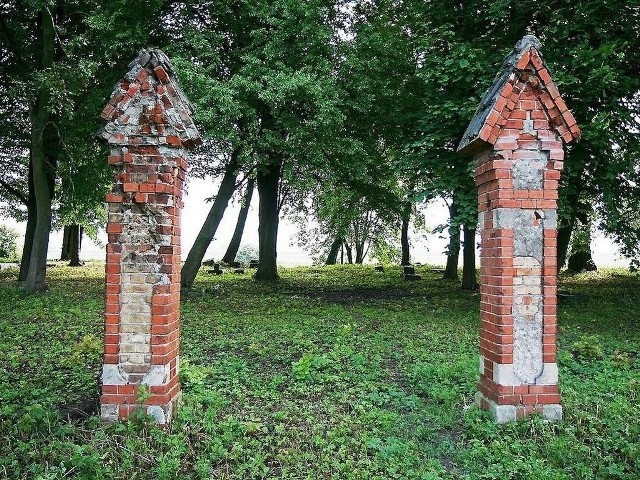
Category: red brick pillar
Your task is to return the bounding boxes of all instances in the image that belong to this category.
[458,36,580,422]
[98,49,201,423]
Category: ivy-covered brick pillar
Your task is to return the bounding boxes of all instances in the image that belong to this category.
[458,35,580,422]
[98,49,201,423]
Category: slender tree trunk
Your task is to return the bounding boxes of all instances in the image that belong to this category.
[24,9,55,293]
[68,224,82,266]
[557,157,585,271]
[221,178,254,264]
[343,241,353,264]
[19,160,36,282]
[181,153,240,290]
[355,242,364,264]
[443,202,460,280]
[557,188,580,271]
[60,225,72,261]
[461,224,478,290]
[400,203,411,265]
[557,223,573,271]
[325,237,342,265]
[255,160,282,281]
[25,113,54,292]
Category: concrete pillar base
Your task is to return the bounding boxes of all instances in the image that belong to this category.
[100,391,180,424]
[476,392,562,423]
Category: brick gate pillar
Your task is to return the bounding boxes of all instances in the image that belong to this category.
[98,49,201,423]
[458,36,580,422]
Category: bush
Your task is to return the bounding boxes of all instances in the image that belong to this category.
[370,240,401,264]
[0,224,19,260]
[571,335,604,360]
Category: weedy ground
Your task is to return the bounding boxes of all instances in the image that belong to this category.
[0,263,638,479]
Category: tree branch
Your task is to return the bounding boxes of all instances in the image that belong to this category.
[0,177,28,205]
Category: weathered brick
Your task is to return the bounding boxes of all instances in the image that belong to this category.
[459,35,580,423]
[98,48,201,425]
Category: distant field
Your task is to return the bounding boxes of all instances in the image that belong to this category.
[0,263,638,479]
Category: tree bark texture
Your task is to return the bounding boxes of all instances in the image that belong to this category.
[181,153,240,290]
[400,203,411,265]
[67,224,82,267]
[24,9,55,293]
[255,160,282,281]
[221,178,254,264]
[343,242,353,264]
[567,219,597,272]
[557,190,580,271]
[60,225,72,261]
[355,242,365,264]
[443,202,460,280]
[19,160,36,282]
[325,237,342,265]
[557,159,585,270]
[461,224,478,290]
[567,250,597,272]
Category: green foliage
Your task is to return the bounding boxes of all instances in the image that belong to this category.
[0,224,19,260]
[370,239,402,265]
[1,264,639,478]
[124,384,158,428]
[291,352,330,381]
[571,335,604,361]
[0,0,167,279]
[401,0,640,265]
[160,0,348,279]
[72,334,103,365]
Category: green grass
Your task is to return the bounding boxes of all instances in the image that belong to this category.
[0,263,638,479]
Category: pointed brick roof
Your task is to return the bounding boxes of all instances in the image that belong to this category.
[457,35,580,154]
[98,48,202,149]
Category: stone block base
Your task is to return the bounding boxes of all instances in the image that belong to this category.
[100,390,180,425]
[476,392,562,423]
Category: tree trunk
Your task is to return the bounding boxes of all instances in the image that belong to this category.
[181,153,240,290]
[400,203,411,265]
[255,160,281,281]
[443,202,460,280]
[221,178,254,264]
[461,224,478,290]
[355,242,365,264]
[567,219,597,272]
[557,223,573,271]
[19,159,37,282]
[567,249,597,273]
[325,237,342,265]
[25,111,54,292]
[68,224,82,267]
[60,225,72,261]
[557,189,580,271]
[557,157,586,270]
[344,241,353,264]
[24,9,55,293]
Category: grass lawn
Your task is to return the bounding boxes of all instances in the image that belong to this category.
[0,263,638,479]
